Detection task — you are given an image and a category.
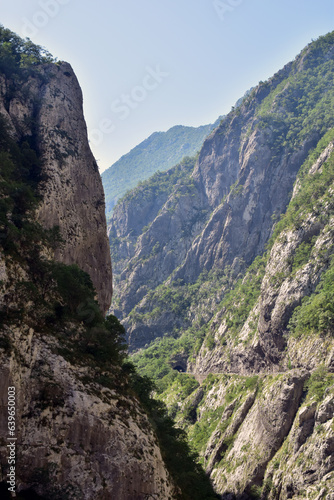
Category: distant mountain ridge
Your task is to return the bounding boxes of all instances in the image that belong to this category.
[101,118,222,220]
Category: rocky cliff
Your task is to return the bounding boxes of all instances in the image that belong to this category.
[0,327,175,500]
[110,32,334,499]
[0,29,181,500]
[191,135,334,376]
[110,31,334,352]
[0,58,112,314]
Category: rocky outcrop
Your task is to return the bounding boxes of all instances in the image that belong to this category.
[212,372,307,496]
[0,62,112,314]
[264,392,334,500]
[0,324,175,499]
[109,158,200,317]
[205,390,257,474]
[176,370,334,499]
[0,51,177,499]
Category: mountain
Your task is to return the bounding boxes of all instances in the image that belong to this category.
[109,32,334,498]
[101,118,222,219]
[0,27,216,500]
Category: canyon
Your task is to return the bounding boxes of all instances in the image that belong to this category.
[0,27,334,500]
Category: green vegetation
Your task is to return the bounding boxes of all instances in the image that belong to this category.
[131,253,266,393]
[130,265,238,390]
[304,365,334,402]
[271,128,334,243]
[128,371,259,497]
[0,25,54,78]
[132,335,202,393]
[217,254,266,338]
[128,371,218,500]
[187,375,259,456]
[290,240,314,272]
[189,405,225,456]
[158,373,200,419]
[0,114,50,259]
[288,256,334,338]
[119,155,196,207]
[102,120,221,220]
[229,180,244,198]
[257,32,334,157]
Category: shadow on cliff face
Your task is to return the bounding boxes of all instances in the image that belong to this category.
[0,483,47,499]
[221,492,259,500]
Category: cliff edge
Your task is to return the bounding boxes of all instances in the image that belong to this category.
[0,59,112,314]
[0,30,178,499]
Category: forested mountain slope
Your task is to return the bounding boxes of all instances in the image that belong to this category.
[102,118,221,219]
[110,31,334,352]
[109,32,334,499]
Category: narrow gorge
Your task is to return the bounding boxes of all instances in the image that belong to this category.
[0,25,333,500]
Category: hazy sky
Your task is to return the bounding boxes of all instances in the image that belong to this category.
[2,0,334,172]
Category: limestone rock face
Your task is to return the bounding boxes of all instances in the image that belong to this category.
[264,392,334,500]
[0,59,176,499]
[212,371,307,496]
[180,371,334,500]
[0,62,112,314]
[189,139,334,377]
[0,326,175,500]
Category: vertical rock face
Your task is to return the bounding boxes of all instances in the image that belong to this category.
[0,54,177,499]
[191,139,334,376]
[0,328,175,500]
[0,62,112,314]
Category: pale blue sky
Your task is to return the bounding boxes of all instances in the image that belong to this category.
[2,0,334,172]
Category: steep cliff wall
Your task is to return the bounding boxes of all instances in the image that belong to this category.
[112,32,334,499]
[0,31,178,499]
[110,32,334,351]
[0,326,175,500]
[137,123,334,500]
[0,60,112,314]
[191,136,334,376]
